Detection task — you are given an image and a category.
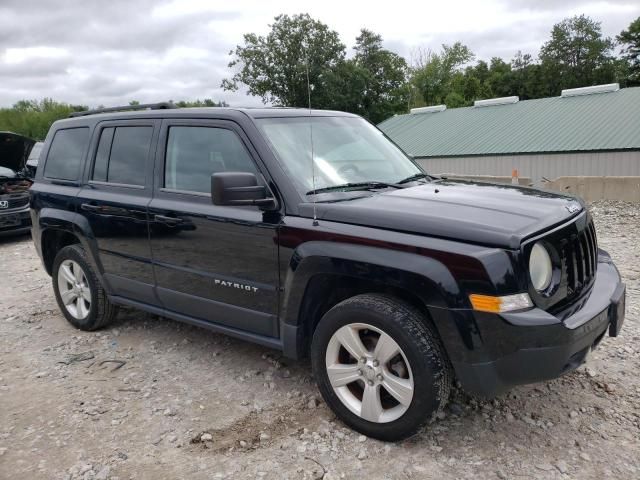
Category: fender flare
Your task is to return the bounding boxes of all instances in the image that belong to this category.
[38,208,108,290]
[280,241,472,358]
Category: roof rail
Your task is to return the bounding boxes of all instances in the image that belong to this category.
[410,105,446,114]
[68,102,177,118]
[561,83,619,98]
[474,96,519,108]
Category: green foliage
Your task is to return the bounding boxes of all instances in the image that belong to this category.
[222,13,346,108]
[321,60,369,114]
[485,58,512,97]
[222,17,408,123]
[0,99,87,140]
[406,14,634,111]
[0,98,229,140]
[127,99,229,108]
[349,29,410,123]
[509,51,546,99]
[411,42,474,106]
[539,15,616,94]
[220,12,640,117]
[617,16,640,84]
[2,12,638,132]
[443,91,466,108]
[172,99,229,108]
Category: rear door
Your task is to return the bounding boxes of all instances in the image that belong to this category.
[148,119,280,337]
[77,119,160,305]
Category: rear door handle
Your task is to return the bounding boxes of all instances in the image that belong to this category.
[154,214,183,225]
[81,203,101,212]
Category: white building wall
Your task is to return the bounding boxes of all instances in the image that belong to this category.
[416,150,640,185]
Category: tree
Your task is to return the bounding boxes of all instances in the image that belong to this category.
[486,58,512,98]
[461,75,482,102]
[321,60,369,114]
[539,15,616,93]
[472,60,490,84]
[443,91,466,108]
[222,14,346,108]
[0,98,231,140]
[410,42,474,106]
[510,51,539,98]
[173,99,229,107]
[350,29,409,123]
[0,99,87,140]
[617,16,640,84]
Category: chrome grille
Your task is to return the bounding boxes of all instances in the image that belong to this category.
[0,195,29,210]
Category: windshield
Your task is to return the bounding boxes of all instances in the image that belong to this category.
[256,116,422,196]
[27,142,43,165]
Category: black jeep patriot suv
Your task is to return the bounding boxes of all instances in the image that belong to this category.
[30,104,626,440]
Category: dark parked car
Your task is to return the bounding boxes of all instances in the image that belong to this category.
[30,104,626,440]
[1,131,36,235]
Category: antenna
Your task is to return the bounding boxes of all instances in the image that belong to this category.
[305,52,319,226]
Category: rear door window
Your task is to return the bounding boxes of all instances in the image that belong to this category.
[43,128,90,180]
[92,126,153,186]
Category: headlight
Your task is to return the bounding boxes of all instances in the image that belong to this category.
[529,242,552,291]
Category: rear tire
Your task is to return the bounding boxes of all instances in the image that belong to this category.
[52,244,118,331]
[311,294,451,441]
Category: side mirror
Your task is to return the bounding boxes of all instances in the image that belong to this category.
[211,172,276,208]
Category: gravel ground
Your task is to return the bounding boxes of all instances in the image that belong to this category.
[0,201,638,480]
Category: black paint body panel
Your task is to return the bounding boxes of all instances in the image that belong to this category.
[29,107,625,399]
[300,180,581,249]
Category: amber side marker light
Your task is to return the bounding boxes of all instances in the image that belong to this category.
[469,293,533,313]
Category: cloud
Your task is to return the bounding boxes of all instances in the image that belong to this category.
[0,0,254,107]
[2,57,70,78]
[502,0,638,12]
[0,0,240,53]
[0,0,638,108]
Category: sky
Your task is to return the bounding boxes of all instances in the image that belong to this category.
[0,0,638,108]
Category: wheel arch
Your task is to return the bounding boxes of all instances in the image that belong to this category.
[38,208,104,282]
[41,228,81,274]
[280,241,465,359]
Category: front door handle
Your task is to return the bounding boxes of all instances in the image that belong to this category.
[154,214,183,225]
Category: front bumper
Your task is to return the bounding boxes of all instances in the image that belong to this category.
[451,250,626,398]
[0,206,31,236]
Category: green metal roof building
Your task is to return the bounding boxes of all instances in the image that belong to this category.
[378,84,640,185]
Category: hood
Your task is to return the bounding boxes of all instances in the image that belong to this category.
[0,131,36,174]
[300,180,583,249]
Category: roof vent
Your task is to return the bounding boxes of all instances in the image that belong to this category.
[474,96,519,107]
[561,83,619,98]
[410,105,446,114]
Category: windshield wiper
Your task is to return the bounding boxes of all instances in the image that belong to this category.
[306,181,404,195]
[398,172,444,184]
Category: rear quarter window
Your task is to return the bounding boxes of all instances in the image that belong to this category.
[91,126,153,186]
[43,127,90,181]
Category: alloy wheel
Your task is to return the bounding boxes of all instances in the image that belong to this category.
[57,259,91,320]
[325,322,414,423]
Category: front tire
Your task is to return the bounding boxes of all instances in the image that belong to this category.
[52,244,118,331]
[311,294,451,441]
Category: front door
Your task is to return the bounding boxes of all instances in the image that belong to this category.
[77,120,159,305]
[148,120,280,337]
